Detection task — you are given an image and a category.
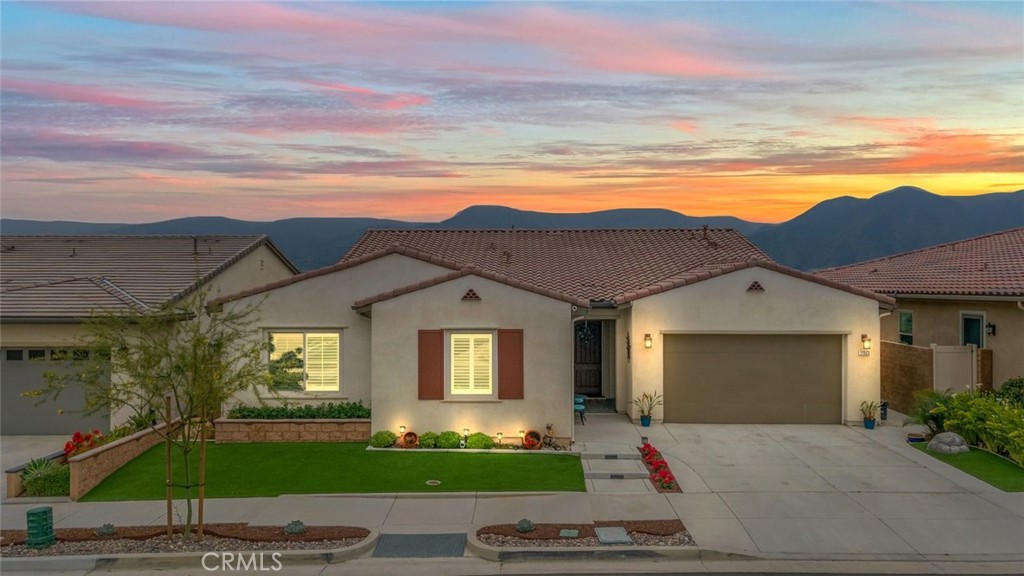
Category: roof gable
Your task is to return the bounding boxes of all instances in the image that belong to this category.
[344,228,772,303]
[815,227,1024,297]
[0,235,296,320]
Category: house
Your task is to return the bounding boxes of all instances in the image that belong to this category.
[216,228,891,439]
[815,227,1024,390]
[0,235,298,435]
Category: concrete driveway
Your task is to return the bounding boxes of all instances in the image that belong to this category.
[577,415,1024,559]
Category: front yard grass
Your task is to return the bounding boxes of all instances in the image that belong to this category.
[81,442,585,501]
[912,443,1024,492]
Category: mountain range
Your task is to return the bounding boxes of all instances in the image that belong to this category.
[2,186,1021,272]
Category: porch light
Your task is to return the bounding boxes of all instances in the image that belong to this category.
[986,323,996,336]
[399,425,406,434]
[861,334,872,350]
[644,334,653,349]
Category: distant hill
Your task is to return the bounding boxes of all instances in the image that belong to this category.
[750,186,1024,270]
[3,187,1021,271]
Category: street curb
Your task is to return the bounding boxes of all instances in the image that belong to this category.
[0,529,380,572]
[465,532,754,562]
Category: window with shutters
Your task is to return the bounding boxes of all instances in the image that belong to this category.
[447,332,495,397]
[268,331,340,392]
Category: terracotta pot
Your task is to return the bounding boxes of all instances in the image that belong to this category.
[522,430,542,450]
[402,431,419,448]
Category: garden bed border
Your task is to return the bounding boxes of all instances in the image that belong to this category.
[67,422,175,501]
[213,418,371,443]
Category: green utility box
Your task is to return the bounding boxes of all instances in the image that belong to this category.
[26,506,55,549]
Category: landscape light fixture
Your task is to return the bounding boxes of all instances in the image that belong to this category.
[463,428,470,438]
[644,334,653,349]
[399,425,406,434]
[861,334,872,350]
[496,432,503,441]
[986,323,996,336]
[518,430,525,439]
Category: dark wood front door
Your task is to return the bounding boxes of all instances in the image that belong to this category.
[574,321,602,397]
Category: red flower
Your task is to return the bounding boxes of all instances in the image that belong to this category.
[64,441,75,455]
[91,429,101,436]
[72,431,84,443]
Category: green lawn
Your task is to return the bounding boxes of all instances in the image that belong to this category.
[912,444,1024,492]
[81,443,585,501]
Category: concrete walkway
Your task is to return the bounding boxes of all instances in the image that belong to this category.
[3,418,1024,571]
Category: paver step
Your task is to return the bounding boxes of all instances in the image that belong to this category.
[580,452,641,460]
[583,471,650,480]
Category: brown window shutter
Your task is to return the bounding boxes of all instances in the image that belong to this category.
[418,330,444,400]
[497,329,524,399]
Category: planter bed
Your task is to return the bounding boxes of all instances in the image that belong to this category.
[214,419,371,443]
[0,524,369,557]
[4,451,65,499]
[477,520,692,547]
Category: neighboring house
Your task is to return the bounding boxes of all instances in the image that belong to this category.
[0,236,298,435]
[816,228,1024,389]
[216,229,891,439]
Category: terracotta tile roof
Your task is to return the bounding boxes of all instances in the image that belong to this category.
[0,235,296,320]
[613,259,895,305]
[353,266,592,309]
[814,228,1024,297]
[343,229,773,303]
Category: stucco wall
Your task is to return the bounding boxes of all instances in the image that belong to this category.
[227,253,450,409]
[882,299,1023,388]
[203,244,297,300]
[629,267,882,424]
[369,275,574,440]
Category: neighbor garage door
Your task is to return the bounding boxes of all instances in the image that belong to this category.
[1,348,109,435]
[663,334,842,424]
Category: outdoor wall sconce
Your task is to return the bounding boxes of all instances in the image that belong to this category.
[861,334,872,350]
[644,333,653,349]
[986,323,996,336]
[399,425,406,434]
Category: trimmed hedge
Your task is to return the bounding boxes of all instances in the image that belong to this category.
[436,431,462,449]
[418,432,438,449]
[369,430,397,448]
[466,432,495,449]
[227,402,370,420]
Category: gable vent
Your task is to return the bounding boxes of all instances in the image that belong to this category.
[462,289,481,301]
[747,281,764,292]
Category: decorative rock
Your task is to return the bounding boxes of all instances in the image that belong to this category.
[927,432,970,455]
[595,526,632,545]
[559,529,579,538]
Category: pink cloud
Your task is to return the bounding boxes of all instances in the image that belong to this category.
[304,81,430,110]
[672,120,700,134]
[2,78,164,110]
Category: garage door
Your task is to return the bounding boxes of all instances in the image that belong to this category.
[663,334,842,424]
[1,348,109,435]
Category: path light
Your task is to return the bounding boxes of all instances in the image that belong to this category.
[861,334,872,350]
[644,334,653,349]
[399,425,406,434]
[497,432,503,442]
[463,428,470,438]
[518,430,525,439]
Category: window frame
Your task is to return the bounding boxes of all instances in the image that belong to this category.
[898,310,914,345]
[959,311,986,348]
[444,330,498,400]
[266,329,343,394]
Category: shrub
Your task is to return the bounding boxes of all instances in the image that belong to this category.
[227,401,370,420]
[368,430,397,448]
[284,520,307,535]
[516,518,535,533]
[24,464,70,497]
[95,524,117,537]
[903,390,950,436]
[436,431,462,449]
[418,432,438,449]
[465,432,494,450]
[933,391,1024,467]
[998,377,1024,407]
[22,457,56,480]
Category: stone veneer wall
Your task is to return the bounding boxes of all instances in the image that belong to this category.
[69,422,173,501]
[213,419,371,443]
[880,340,934,414]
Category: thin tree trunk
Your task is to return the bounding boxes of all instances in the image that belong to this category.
[165,395,172,537]
[198,419,206,540]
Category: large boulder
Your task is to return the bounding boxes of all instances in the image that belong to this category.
[927,432,970,455]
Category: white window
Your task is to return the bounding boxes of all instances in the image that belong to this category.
[448,332,494,396]
[268,331,340,392]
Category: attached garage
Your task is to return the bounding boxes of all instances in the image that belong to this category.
[663,334,843,424]
[1,348,109,435]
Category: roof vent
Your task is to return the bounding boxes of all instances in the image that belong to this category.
[462,289,481,301]
[747,281,764,292]
[1,244,14,252]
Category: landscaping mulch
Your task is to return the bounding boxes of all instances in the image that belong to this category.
[0,524,368,557]
[477,520,693,548]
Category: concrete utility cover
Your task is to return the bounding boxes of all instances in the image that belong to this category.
[373,533,466,558]
[559,529,579,538]
[595,526,632,545]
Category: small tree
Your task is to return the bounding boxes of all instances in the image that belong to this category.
[38,283,270,539]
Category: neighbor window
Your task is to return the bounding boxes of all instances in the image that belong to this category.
[5,350,24,361]
[898,311,913,345]
[448,332,494,396]
[28,349,46,360]
[268,331,340,392]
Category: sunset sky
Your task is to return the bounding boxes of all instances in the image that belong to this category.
[2,1,1022,224]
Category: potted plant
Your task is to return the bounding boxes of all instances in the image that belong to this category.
[521,430,542,450]
[860,400,879,429]
[632,392,663,427]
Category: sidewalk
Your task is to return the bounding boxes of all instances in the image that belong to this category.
[3,417,1024,573]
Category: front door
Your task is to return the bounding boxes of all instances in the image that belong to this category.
[574,321,602,397]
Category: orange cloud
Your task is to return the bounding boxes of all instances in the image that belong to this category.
[3,78,164,110]
[305,80,430,110]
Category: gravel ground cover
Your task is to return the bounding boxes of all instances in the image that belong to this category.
[0,524,368,557]
[477,520,693,548]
